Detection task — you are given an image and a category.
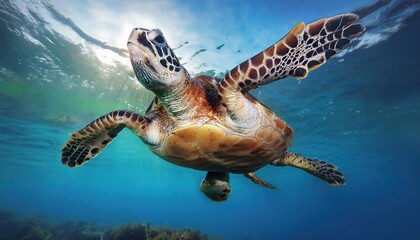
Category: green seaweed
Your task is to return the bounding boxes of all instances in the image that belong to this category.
[16,220,52,240]
[102,222,148,240]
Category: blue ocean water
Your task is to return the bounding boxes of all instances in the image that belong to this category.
[1,0,420,239]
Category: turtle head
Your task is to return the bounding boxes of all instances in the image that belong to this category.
[200,172,232,202]
[127,28,187,93]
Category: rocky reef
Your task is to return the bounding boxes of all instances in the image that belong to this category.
[0,210,220,240]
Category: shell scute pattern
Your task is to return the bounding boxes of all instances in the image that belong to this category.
[160,101,292,172]
[165,126,200,160]
[161,122,281,172]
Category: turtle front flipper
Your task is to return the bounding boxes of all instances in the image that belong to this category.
[219,14,365,95]
[61,110,153,167]
[244,172,277,189]
[272,152,345,186]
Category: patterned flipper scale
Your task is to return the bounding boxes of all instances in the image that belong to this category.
[61,110,149,167]
[220,13,365,94]
[272,152,345,186]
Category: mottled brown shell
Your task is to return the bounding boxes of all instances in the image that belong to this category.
[154,114,292,173]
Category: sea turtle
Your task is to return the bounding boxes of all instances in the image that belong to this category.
[62,13,365,201]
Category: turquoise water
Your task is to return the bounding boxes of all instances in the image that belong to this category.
[1,0,420,239]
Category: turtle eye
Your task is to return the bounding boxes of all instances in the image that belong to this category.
[152,35,167,47]
[148,29,167,47]
[154,35,165,44]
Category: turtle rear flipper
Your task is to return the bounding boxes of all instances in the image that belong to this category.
[61,110,152,167]
[272,152,345,186]
[220,13,365,95]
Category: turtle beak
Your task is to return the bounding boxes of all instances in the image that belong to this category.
[127,28,150,46]
[128,28,158,63]
[128,28,156,70]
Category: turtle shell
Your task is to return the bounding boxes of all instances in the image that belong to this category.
[153,120,292,173]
